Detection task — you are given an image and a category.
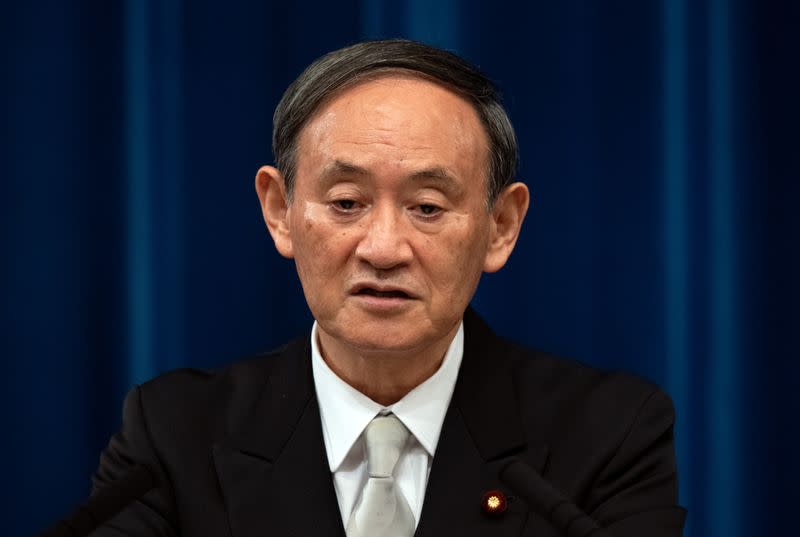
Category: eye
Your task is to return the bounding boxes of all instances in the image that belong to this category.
[332,199,358,212]
[419,204,438,214]
[412,204,443,218]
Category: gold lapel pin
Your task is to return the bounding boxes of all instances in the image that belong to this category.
[481,489,508,516]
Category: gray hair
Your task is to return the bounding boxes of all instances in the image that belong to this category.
[272,39,519,208]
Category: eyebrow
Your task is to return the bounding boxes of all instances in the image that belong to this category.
[320,160,370,177]
[409,166,458,184]
[320,159,462,190]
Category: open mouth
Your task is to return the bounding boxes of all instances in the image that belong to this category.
[355,288,411,299]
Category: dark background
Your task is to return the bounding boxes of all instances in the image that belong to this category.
[2,1,797,536]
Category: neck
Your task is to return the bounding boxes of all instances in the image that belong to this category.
[316,324,459,406]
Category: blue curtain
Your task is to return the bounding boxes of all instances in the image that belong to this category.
[2,1,797,536]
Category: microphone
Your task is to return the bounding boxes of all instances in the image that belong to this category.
[500,459,611,537]
[40,464,155,537]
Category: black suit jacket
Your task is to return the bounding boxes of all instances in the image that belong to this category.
[91,308,686,536]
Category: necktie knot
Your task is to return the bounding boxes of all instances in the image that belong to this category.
[364,414,409,478]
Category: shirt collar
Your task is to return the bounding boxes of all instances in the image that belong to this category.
[311,321,464,472]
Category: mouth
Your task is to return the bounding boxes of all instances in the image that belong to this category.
[355,288,412,299]
[350,283,418,306]
[351,285,415,312]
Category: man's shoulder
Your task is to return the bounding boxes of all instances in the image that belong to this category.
[497,337,674,454]
[143,336,303,390]
[465,307,668,416]
[132,335,309,434]
[503,337,662,402]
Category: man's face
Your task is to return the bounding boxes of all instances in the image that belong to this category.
[283,76,495,355]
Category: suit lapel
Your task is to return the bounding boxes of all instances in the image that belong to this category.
[212,337,345,537]
[415,308,555,537]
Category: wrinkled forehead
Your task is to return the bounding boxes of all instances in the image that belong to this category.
[294,73,490,176]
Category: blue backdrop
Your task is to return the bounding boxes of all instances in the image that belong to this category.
[2,1,797,536]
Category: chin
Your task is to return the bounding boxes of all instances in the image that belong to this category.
[343,328,425,354]
[316,303,445,354]
[332,314,431,354]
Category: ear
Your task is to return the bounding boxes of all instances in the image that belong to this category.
[255,165,294,259]
[483,182,530,273]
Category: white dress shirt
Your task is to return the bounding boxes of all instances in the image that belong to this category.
[310,321,464,529]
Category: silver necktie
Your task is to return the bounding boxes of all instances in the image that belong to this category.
[346,414,416,537]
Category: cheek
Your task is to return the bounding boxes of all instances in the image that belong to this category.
[424,218,489,293]
[291,203,331,250]
[290,203,356,285]
[290,205,329,282]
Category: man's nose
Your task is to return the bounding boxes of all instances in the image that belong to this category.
[354,205,413,270]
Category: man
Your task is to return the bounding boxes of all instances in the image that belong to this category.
[88,40,685,536]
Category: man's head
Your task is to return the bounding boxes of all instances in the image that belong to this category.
[272,39,519,208]
[256,39,528,363]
